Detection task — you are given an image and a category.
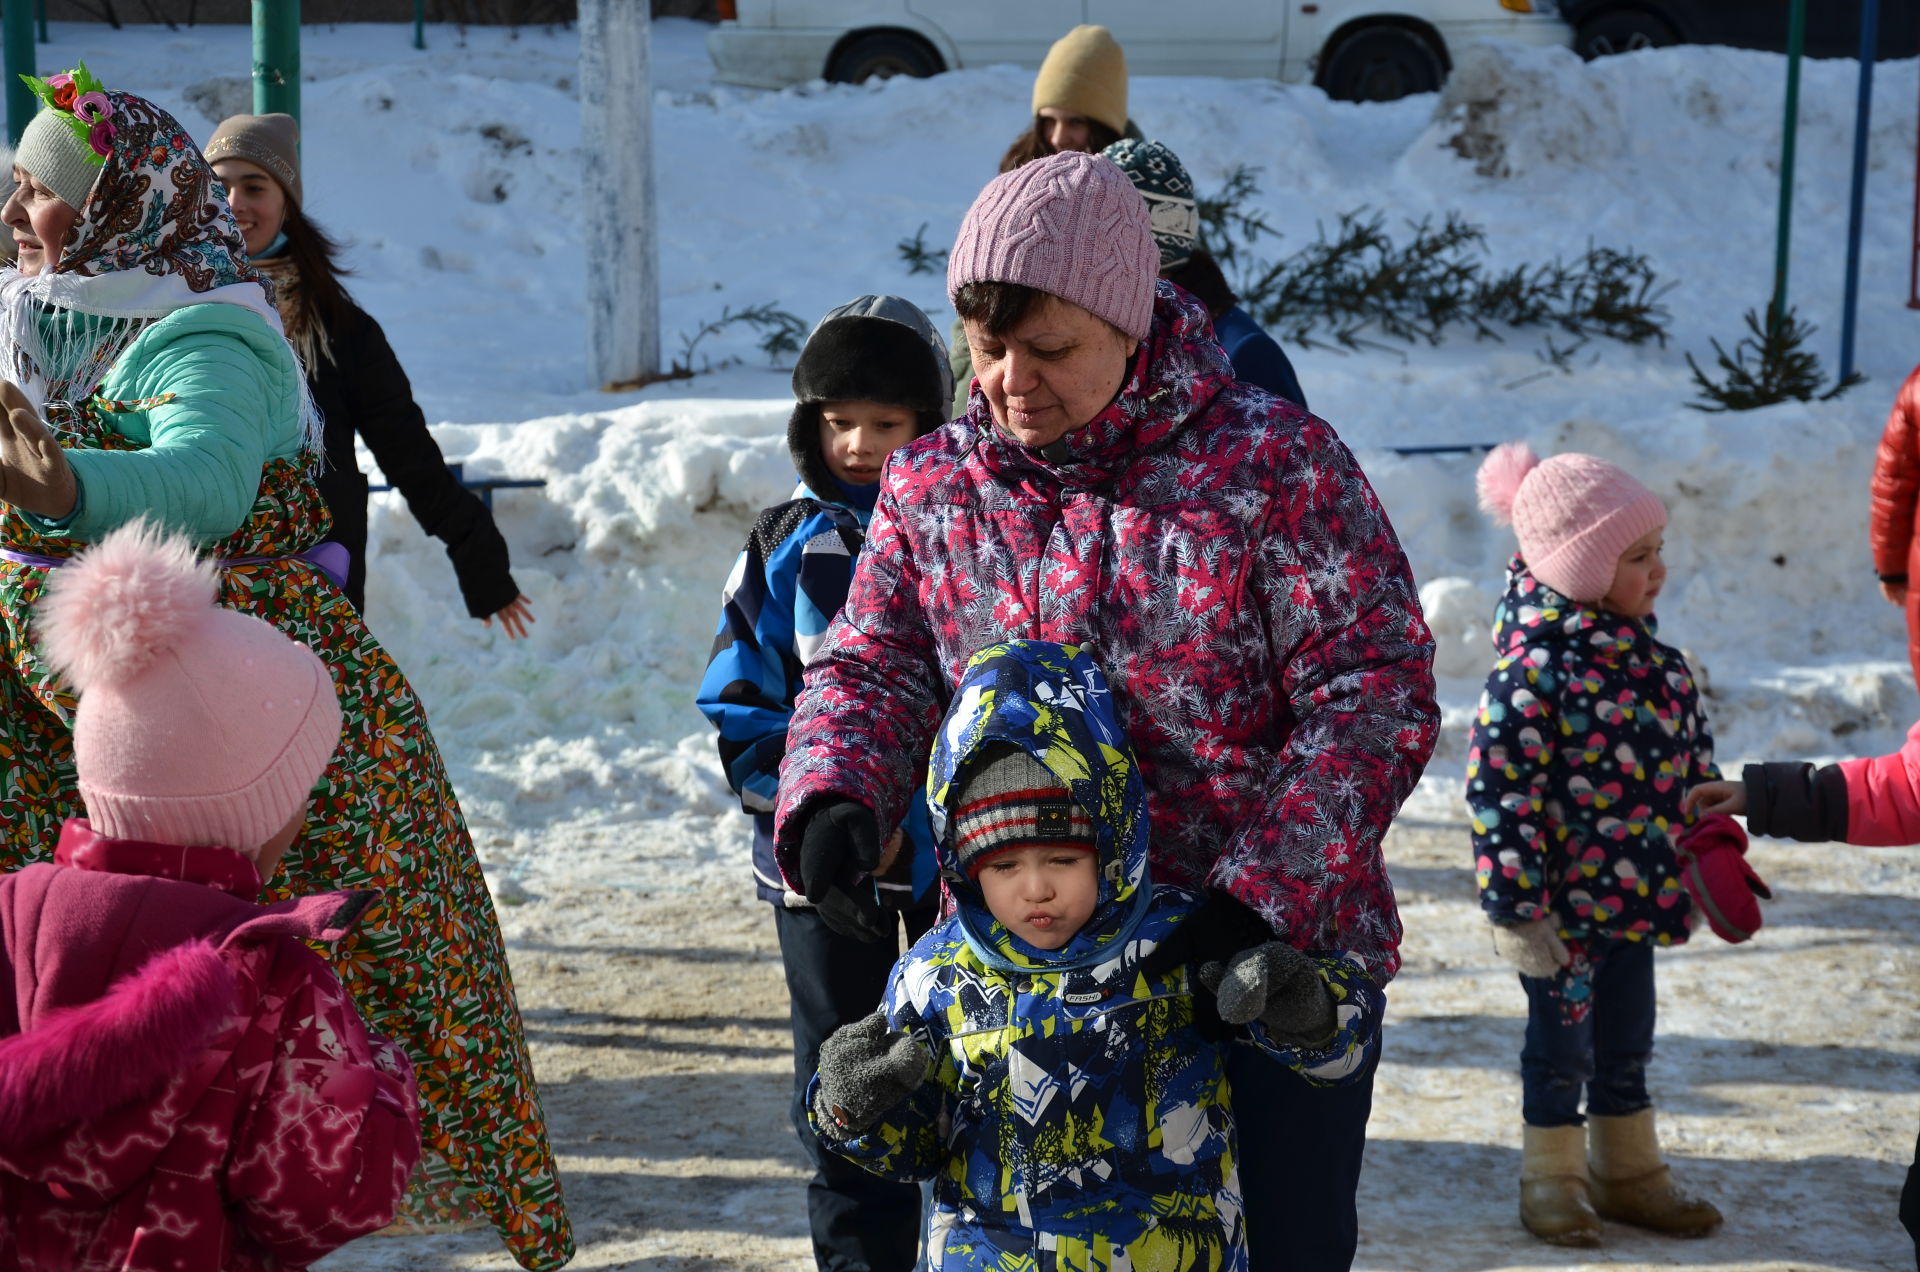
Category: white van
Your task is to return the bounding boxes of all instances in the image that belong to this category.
[706,0,1572,102]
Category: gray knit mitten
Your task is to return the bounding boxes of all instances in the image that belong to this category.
[812,1010,931,1137]
[1199,941,1336,1048]
[1490,917,1569,978]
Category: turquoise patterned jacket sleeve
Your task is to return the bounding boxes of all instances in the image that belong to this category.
[24,306,307,544]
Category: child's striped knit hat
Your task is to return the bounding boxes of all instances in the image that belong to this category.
[953,741,1095,877]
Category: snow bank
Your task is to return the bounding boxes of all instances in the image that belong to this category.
[36,21,1920,889]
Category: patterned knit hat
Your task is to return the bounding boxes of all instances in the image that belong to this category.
[952,741,1095,877]
[36,520,342,854]
[1031,25,1129,138]
[204,113,303,207]
[1477,441,1667,604]
[948,150,1159,341]
[1102,139,1199,271]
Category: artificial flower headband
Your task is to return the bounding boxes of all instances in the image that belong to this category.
[20,62,115,162]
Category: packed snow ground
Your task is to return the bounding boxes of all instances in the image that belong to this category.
[26,17,1920,1267]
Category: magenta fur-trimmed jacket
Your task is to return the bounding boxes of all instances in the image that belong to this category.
[773,282,1439,979]
[0,820,420,1272]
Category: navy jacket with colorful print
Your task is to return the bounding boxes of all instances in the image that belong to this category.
[1467,557,1718,945]
[696,477,936,906]
[810,641,1382,1271]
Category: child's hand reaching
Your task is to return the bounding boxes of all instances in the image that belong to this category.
[812,1011,930,1137]
[1199,943,1336,1048]
[1683,780,1746,818]
[1490,917,1570,978]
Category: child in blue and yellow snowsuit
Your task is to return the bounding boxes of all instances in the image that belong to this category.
[809,640,1384,1271]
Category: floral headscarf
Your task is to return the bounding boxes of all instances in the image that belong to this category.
[0,78,297,422]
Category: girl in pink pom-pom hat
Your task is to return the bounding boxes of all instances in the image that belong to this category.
[1465,442,1755,1248]
[0,519,420,1272]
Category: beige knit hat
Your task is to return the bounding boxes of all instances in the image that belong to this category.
[204,113,302,207]
[16,107,101,212]
[1031,25,1128,139]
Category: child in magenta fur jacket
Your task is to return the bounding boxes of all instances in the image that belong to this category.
[1688,737,1920,1268]
[0,522,420,1272]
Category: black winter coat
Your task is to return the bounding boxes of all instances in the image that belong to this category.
[309,300,519,617]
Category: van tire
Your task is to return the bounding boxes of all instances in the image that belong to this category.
[1576,11,1679,59]
[826,32,943,84]
[1319,26,1446,102]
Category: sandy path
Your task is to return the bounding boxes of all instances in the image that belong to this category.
[317,821,1919,1272]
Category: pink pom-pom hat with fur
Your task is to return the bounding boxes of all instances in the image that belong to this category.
[1476,441,1666,604]
[35,519,342,853]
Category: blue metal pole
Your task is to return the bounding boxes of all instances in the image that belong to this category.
[1841,0,1883,380]
[35,0,47,44]
[1771,0,1807,333]
[414,0,425,51]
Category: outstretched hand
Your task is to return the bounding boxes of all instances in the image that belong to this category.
[1199,941,1336,1047]
[484,594,536,640]
[812,1010,930,1136]
[1682,780,1746,819]
[0,379,76,519]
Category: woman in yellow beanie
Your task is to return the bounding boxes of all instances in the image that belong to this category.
[997,25,1134,173]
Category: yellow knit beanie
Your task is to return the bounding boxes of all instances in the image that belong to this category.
[1031,25,1128,138]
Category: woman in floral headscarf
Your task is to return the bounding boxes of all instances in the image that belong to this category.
[0,69,573,1271]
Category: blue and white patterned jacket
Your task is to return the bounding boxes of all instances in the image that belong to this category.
[696,477,936,906]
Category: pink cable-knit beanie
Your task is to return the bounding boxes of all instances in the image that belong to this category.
[947,150,1159,341]
[36,520,341,853]
[1476,441,1667,603]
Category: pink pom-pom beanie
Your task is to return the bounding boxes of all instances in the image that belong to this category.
[947,150,1160,341]
[35,520,342,852]
[1476,441,1666,604]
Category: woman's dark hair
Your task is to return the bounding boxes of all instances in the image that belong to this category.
[996,114,1125,174]
[1161,249,1238,321]
[281,202,356,330]
[952,280,1044,336]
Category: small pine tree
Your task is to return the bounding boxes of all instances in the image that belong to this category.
[1685,305,1857,412]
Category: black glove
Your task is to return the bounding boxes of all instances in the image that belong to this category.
[812,1010,931,1137]
[1199,941,1337,1047]
[797,799,887,943]
[1139,888,1276,984]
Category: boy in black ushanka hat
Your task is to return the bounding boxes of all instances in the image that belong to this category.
[696,294,952,1271]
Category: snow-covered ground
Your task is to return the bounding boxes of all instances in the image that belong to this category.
[53,16,1920,892]
[27,18,1920,1268]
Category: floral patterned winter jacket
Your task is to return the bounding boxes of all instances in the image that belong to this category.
[1467,558,1723,945]
[0,821,419,1272]
[774,283,1438,979]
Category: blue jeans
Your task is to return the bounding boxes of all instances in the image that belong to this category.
[1520,937,1656,1127]
[774,903,936,1272]
[1228,1031,1380,1272]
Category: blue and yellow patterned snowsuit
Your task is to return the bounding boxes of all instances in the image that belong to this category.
[810,641,1383,1271]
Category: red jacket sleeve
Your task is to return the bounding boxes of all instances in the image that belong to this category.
[223,948,421,1266]
[1836,719,1920,847]
[1869,366,1920,578]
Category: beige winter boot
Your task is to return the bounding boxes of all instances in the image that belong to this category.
[1588,1108,1723,1237]
[1520,1123,1603,1246]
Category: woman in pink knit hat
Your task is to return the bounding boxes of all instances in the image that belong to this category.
[1468,442,1740,1247]
[773,148,1439,1272]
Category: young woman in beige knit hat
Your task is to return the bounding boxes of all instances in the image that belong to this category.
[205,112,533,635]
